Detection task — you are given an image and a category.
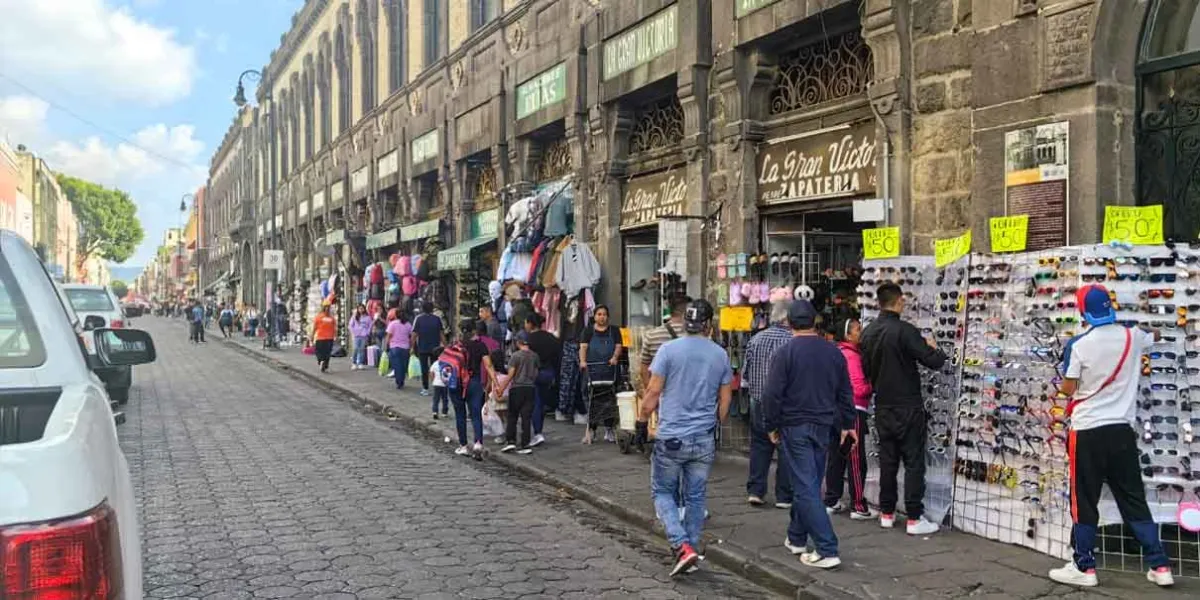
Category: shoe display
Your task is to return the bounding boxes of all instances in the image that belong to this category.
[906,517,940,536]
[1049,562,1098,587]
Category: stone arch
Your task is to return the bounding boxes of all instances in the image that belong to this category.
[356,0,378,114]
[1092,0,1153,88]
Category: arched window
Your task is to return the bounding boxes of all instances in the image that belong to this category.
[336,20,352,133]
[386,0,405,93]
[1137,0,1200,238]
[357,0,377,114]
[318,36,333,145]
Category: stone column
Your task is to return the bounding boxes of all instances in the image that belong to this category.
[676,0,711,302]
[863,0,914,251]
[589,102,633,322]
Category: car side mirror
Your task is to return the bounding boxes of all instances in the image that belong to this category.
[82,315,106,331]
[93,328,157,366]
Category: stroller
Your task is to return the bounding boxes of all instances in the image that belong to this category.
[581,361,627,444]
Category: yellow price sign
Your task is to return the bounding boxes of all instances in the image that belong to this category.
[620,327,632,348]
[1103,205,1163,245]
[989,215,1028,253]
[934,230,972,268]
[862,227,900,260]
[719,306,754,332]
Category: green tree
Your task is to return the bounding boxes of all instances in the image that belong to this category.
[110,280,129,299]
[56,174,145,269]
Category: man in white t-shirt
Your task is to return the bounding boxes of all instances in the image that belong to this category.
[1049,284,1174,588]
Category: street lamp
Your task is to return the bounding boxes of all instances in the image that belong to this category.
[178,193,193,302]
[234,68,278,347]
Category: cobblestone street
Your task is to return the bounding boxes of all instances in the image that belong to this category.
[121,318,776,599]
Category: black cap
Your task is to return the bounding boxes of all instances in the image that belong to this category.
[684,299,714,334]
[515,331,530,345]
[788,298,817,329]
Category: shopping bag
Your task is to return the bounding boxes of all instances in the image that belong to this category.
[378,351,390,376]
[408,355,422,380]
[481,398,505,437]
[367,345,379,367]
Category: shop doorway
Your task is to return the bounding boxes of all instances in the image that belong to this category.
[762,208,866,309]
[1137,0,1200,239]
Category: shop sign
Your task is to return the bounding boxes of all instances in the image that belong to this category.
[620,168,688,229]
[298,200,309,220]
[757,121,877,205]
[736,0,779,17]
[400,218,440,242]
[603,5,677,80]
[470,208,500,239]
[516,62,567,119]
[411,129,439,166]
[1102,205,1164,246]
[377,150,398,178]
[862,227,900,260]
[330,181,344,203]
[365,228,399,250]
[312,189,326,212]
[351,166,369,193]
[325,229,347,245]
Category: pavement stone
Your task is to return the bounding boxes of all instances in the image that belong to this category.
[217,325,1200,599]
[122,318,774,598]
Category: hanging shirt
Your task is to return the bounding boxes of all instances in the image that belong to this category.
[543,193,574,237]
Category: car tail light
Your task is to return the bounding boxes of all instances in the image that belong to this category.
[108,320,124,329]
[0,501,123,599]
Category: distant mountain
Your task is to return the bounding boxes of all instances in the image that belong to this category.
[109,265,144,283]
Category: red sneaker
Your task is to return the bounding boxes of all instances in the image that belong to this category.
[670,543,699,577]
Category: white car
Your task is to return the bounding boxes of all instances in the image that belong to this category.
[61,283,134,404]
[0,230,154,598]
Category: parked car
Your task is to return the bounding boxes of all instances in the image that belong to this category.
[61,283,133,404]
[0,229,154,599]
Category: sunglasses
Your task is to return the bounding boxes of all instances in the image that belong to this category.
[1143,289,1176,299]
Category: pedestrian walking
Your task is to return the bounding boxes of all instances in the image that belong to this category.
[383,308,414,389]
[762,299,856,569]
[1048,284,1174,588]
[413,302,446,396]
[349,303,372,370]
[429,355,450,420]
[524,313,560,447]
[823,316,877,520]
[497,331,539,454]
[579,304,623,444]
[190,300,206,343]
[858,282,947,535]
[744,297,795,509]
[218,304,235,338]
[312,302,337,373]
[636,299,732,577]
[246,304,259,337]
[446,319,498,461]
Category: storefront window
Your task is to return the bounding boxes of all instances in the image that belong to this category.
[624,244,661,330]
[770,29,873,116]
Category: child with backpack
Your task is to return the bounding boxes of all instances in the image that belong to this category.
[439,320,497,460]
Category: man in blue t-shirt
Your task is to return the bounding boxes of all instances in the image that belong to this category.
[637,299,732,577]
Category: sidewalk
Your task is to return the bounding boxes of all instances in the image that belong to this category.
[222,335,1191,599]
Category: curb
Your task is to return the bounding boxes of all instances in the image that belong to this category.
[224,339,839,599]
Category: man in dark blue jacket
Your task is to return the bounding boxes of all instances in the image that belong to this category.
[763,299,856,569]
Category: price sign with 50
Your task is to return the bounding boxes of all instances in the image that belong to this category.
[1103,205,1163,245]
[862,227,900,260]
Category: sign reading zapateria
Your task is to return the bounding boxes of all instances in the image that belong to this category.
[621,167,688,229]
[756,121,878,206]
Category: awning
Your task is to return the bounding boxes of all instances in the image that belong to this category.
[437,236,496,271]
[204,271,229,293]
[365,228,400,250]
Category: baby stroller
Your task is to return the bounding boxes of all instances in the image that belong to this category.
[581,361,626,444]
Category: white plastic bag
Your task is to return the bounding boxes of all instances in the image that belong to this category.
[481,397,505,437]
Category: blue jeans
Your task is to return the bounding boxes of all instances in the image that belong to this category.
[747,419,793,502]
[450,378,484,446]
[353,336,369,365]
[781,423,839,558]
[389,347,410,389]
[533,367,556,435]
[651,431,715,549]
[431,386,449,415]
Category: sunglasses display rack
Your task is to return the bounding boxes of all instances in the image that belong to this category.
[858,256,967,523]
[950,249,1084,561]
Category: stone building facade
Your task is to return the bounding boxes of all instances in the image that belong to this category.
[204,0,1199,325]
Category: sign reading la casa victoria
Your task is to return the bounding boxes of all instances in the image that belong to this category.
[756,121,878,205]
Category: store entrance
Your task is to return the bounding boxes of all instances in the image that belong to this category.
[762,207,867,313]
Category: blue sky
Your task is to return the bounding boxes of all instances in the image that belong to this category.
[0,0,304,269]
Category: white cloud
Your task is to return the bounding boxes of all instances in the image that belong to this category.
[0,95,50,146]
[0,0,197,106]
[47,124,206,187]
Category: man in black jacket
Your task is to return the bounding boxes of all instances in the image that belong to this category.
[859,282,947,535]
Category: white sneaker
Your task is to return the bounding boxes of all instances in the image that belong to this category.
[573,414,588,426]
[783,537,806,556]
[880,513,895,529]
[495,436,507,445]
[851,508,880,520]
[385,370,394,378]
[420,389,430,396]
[747,495,765,506]
[454,445,470,456]
[1147,566,1175,587]
[825,502,844,515]
[555,411,569,422]
[501,444,517,453]
[516,447,533,455]
[906,517,940,536]
[775,502,792,509]
[800,552,841,569]
[471,442,484,461]
[530,434,546,447]
[604,428,616,443]
[1049,561,1098,587]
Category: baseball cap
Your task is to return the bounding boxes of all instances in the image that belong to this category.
[684,299,714,334]
[515,330,530,345]
[1076,284,1116,326]
[788,298,817,329]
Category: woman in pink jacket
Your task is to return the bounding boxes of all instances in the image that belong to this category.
[824,316,877,520]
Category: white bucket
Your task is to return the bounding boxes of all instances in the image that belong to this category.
[617,391,638,431]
